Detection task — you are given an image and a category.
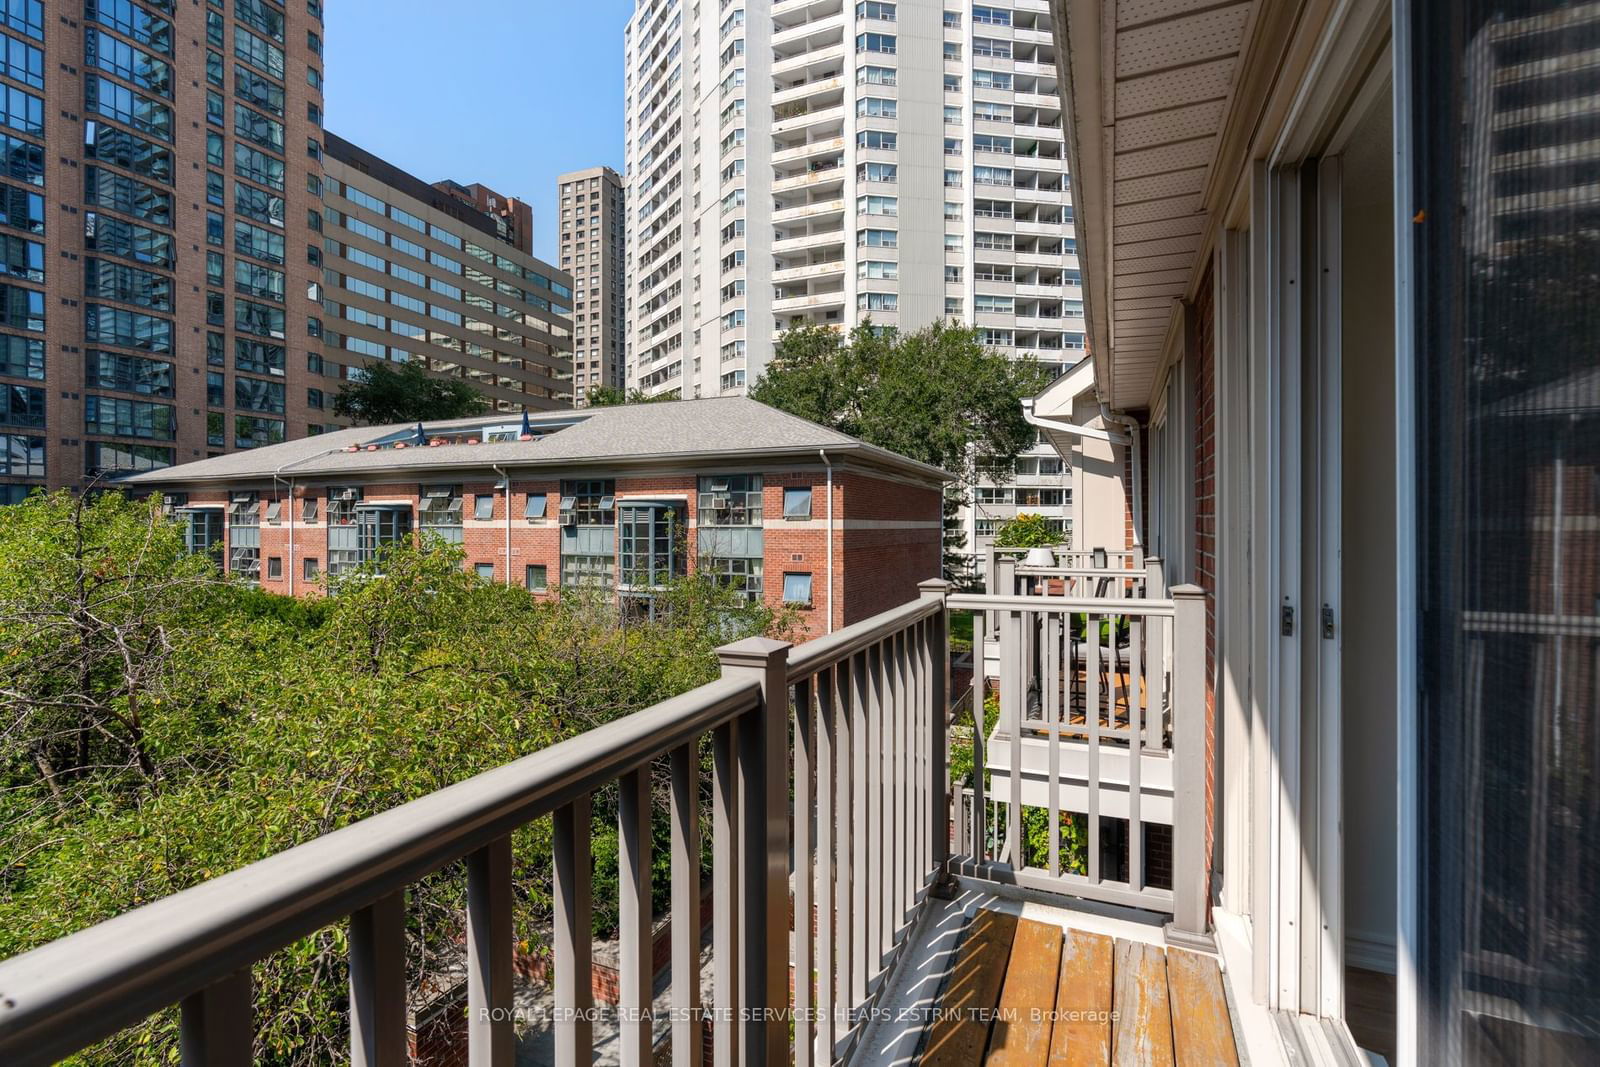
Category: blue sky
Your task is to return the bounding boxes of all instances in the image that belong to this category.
[324,0,635,264]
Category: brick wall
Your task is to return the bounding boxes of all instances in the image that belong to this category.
[1190,268,1219,907]
[201,465,944,643]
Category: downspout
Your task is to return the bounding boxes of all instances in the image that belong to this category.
[493,464,512,588]
[819,449,834,633]
[1100,403,1144,554]
[271,462,294,596]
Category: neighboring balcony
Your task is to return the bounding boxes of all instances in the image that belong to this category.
[773,134,847,167]
[0,575,1221,1067]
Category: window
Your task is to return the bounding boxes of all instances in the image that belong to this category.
[0,430,41,476]
[87,122,171,182]
[472,561,494,580]
[859,260,898,280]
[783,486,813,519]
[85,28,170,95]
[226,493,261,580]
[973,37,1012,59]
[234,25,284,79]
[0,382,43,426]
[857,195,897,217]
[857,162,897,184]
[524,564,548,592]
[698,474,762,527]
[524,492,548,520]
[0,184,44,235]
[303,557,320,580]
[973,5,1011,25]
[857,129,896,151]
[858,64,896,86]
[783,572,814,606]
[85,2,167,52]
[857,97,896,119]
[474,493,494,521]
[945,105,962,125]
[0,333,41,378]
[302,497,319,524]
[975,293,1014,314]
[85,304,169,351]
[233,415,284,449]
[266,556,282,580]
[85,350,173,397]
[419,485,464,543]
[235,144,284,190]
[856,32,895,54]
[858,228,897,248]
[86,75,171,140]
[973,69,1012,91]
[856,0,895,19]
[857,292,898,312]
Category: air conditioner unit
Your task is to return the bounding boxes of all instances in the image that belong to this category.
[559,511,577,527]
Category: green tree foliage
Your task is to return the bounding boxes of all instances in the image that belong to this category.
[586,385,679,407]
[993,512,1061,549]
[0,492,788,1064]
[749,320,1049,488]
[751,320,1048,582]
[332,359,491,425]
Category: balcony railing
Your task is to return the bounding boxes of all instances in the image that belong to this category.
[0,576,1209,1065]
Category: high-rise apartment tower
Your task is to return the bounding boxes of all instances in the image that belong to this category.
[556,166,627,405]
[0,0,329,496]
[622,0,1080,571]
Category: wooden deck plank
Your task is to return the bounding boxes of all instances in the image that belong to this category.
[1049,931,1113,1066]
[924,909,1019,1067]
[1111,940,1174,1067]
[1166,948,1240,1067]
[987,919,1065,1066]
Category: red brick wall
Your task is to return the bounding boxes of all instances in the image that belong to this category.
[1190,269,1219,907]
[207,467,944,643]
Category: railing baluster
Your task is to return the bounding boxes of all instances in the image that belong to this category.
[669,744,703,1067]
[718,638,790,1067]
[1128,617,1145,893]
[712,720,739,1067]
[467,835,514,1067]
[620,769,653,1067]
[1168,585,1212,947]
[350,890,407,1067]
[1047,610,1062,878]
[971,610,987,864]
[815,665,838,1061]
[793,676,815,1067]
[1003,609,1023,868]
[179,969,251,1067]
[865,642,884,972]
[554,799,594,1067]
[1146,600,1167,751]
[892,629,908,930]
[849,650,869,1006]
[1087,615,1102,885]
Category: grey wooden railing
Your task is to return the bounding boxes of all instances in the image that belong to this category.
[0,575,1211,1065]
[948,578,1210,948]
[0,583,950,1067]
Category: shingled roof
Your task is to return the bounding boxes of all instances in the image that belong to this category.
[120,396,952,487]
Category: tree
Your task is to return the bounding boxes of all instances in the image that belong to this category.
[586,385,679,407]
[332,359,490,425]
[993,512,1061,548]
[750,320,1047,487]
[0,496,791,1065]
[751,321,1049,581]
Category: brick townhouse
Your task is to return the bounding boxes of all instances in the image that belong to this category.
[120,397,948,639]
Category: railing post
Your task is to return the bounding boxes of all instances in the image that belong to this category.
[716,636,792,1066]
[920,579,952,890]
[1145,556,1166,599]
[1166,584,1215,951]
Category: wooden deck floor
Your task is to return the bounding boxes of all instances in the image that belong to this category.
[922,909,1239,1067]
